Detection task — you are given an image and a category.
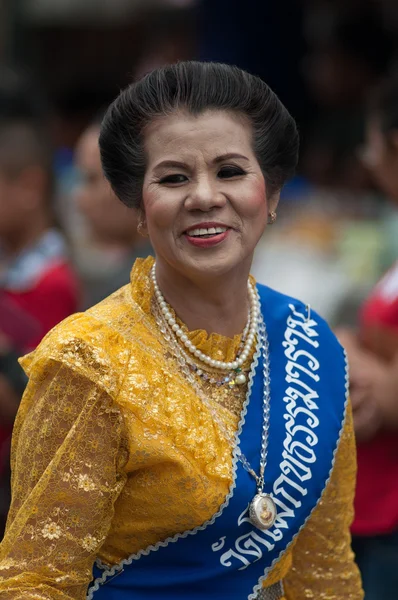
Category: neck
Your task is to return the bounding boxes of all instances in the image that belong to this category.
[2,215,52,257]
[155,260,253,338]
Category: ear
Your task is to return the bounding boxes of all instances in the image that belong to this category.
[137,208,149,237]
[268,191,281,214]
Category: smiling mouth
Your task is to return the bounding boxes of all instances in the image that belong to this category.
[185,226,228,239]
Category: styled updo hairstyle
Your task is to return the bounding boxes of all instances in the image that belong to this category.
[99,61,299,209]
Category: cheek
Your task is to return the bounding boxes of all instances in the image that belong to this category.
[143,188,178,231]
[75,182,98,209]
[369,154,393,181]
[74,188,89,212]
[240,180,268,220]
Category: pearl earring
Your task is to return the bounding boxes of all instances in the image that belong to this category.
[137,221,148,237]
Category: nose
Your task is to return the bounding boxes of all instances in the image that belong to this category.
[184,175,226,212]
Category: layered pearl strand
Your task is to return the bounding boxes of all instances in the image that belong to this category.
[151,265,260,384]
[174,315,250,388]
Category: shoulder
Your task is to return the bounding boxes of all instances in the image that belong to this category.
[24,261,81,334]
[37,259,78,289]
[14,260,79,308]
[20,286,135,397]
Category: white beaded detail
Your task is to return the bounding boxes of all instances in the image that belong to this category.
[151,264,260,372]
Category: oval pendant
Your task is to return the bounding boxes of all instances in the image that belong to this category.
[249,493,277,531]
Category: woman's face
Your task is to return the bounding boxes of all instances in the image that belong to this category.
[142,110,276,281]
[74,126,139,243]
[362,116,398,203]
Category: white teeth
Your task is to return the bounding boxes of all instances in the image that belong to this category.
[186,226,228,237]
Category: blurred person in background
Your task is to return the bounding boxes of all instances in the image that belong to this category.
[252,6,395,326]
[73,117,151,308]
[0,66,48,123]
[50,82,119,203]
[337,75,398,600]
[302,9,393,191]
[47,83,122,260]
[0,119,79,537]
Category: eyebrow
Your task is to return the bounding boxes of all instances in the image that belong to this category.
[153,153,250,172]
[153,160,187,171]
[213,153,250,163]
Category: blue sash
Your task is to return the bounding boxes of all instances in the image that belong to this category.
[87,285,348,600]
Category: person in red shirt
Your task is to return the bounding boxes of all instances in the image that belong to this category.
[0,119,79,535]
[337,76,398,599]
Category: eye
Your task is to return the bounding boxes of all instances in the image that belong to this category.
[159,174,188,185]
[217,165,246,179]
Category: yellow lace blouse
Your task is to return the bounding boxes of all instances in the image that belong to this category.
[0,257,363,599]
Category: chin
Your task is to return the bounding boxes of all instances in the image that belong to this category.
[183,253,249,280]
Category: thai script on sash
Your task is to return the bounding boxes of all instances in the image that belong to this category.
[212,304,321,570]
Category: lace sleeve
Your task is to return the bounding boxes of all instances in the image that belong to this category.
[0,361,127,599]
[284,402,364,599]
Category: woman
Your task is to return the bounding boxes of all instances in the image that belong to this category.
[337,75,398,600]
[0,62,363,599]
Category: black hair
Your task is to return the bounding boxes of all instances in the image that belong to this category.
[99,61,299,209]
[368,75,398,137]
[0,66,48,122]
[52,81,118,122]
[331,14,392,77]
[309,11,393,78]
[0,119,54,205]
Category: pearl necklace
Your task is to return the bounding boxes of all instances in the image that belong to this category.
[177,318,250,388]
[153,295,277,533]
[151,265,260,384]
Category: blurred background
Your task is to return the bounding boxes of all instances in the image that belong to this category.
[1,0,398,595]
